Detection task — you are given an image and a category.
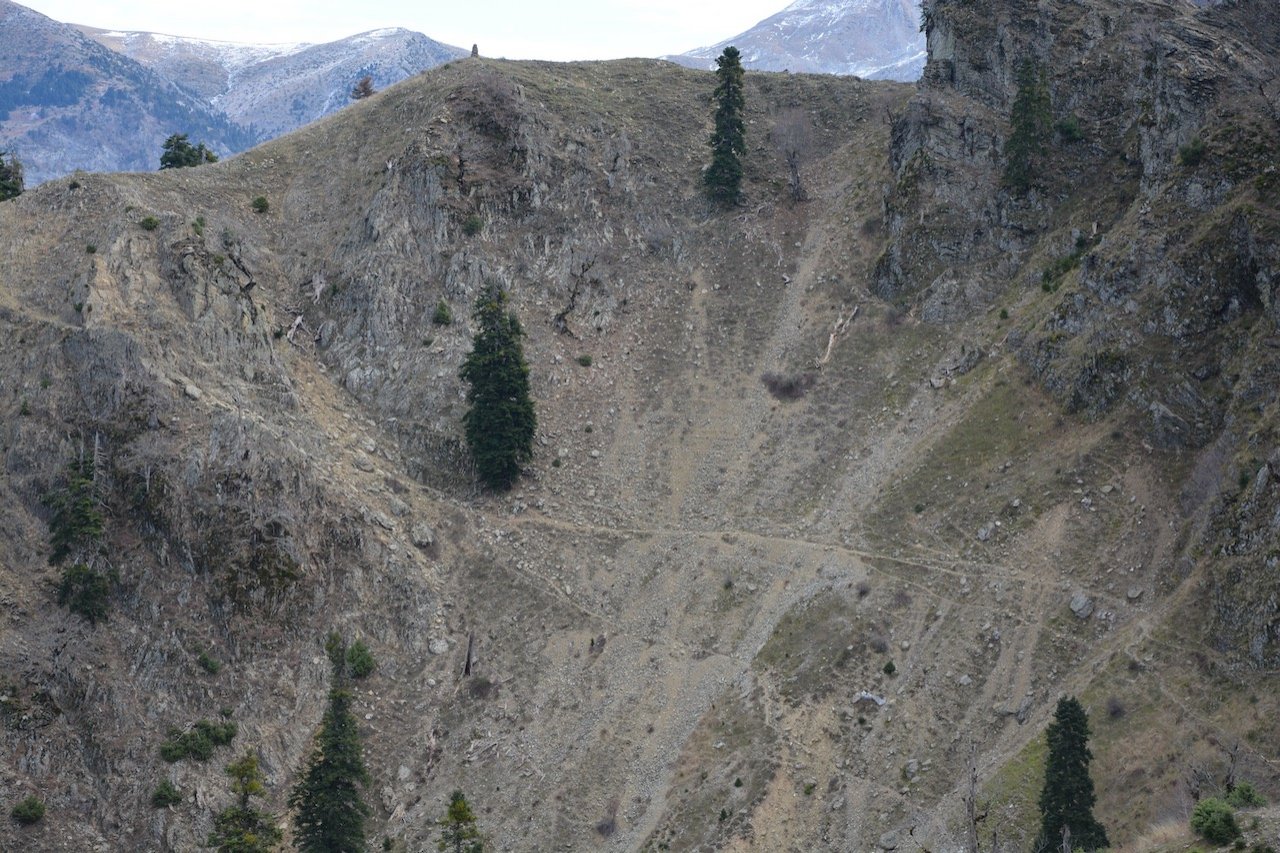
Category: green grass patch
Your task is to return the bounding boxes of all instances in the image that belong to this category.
[980,733,1047,851]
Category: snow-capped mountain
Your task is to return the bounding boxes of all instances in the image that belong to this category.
[0,0,255,184]
[668,0,925,81]
[81,26,467,140]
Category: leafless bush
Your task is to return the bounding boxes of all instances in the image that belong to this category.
[761,371,816,401]
[457,72,522,143]
[868,634,889,653]
[770,108,811,202]
[1106,696,1126,719]
[856,580,871,598]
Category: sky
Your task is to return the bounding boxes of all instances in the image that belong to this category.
[17,1,795,60]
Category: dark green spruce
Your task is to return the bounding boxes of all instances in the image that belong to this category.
[1037,696,1108,852]
[459,287,536,491]
[159,133,218,169]
[0,150,22,201]
[290,636,371,853]
[1003,58,1052,194]
[704,46,746,205]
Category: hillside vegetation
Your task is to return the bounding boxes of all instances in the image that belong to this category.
[0,1,1278,850]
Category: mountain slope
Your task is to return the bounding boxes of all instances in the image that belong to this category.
[669,0,926,80]
[0,2,1278,850]
[0,0,254,184]
[81,25,467,140]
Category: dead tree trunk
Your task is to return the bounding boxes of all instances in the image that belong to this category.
[964,741,986,853]
[463,633,475,677]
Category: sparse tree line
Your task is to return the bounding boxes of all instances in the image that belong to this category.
[31,445,484,849]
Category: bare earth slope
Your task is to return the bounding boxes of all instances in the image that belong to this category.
[0,3,1278,850]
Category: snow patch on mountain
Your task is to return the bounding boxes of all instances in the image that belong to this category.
[668,0,924,81]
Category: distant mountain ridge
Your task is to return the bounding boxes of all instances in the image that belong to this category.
[668,0,925,80]
[80,25,467,140]
[0,0,465,184]
[0,0,254,183]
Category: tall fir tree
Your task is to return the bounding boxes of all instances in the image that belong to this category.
[437,790,483,853]
[208,752,282,853]
[704,46,746,205]
[459,287,536,491]
[1037,697,1108,852]
[1003,58,1052,194]
[290,636,371,853]
[0,151,23,201]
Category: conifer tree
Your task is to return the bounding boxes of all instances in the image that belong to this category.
[459,286,536,491]
[705,46,746,205]
[1037,697,1108,852]
[0,151,23,201]
[208,752,282,853]
[290,636,371,853]
[159,133,218,170]
[437,790,483,853]
[1003,59,1051,194]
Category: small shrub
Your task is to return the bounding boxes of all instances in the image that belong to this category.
[347,640,375,679]
[139,216,159,231]
[856,581,871,598]
[761,371,816,401]
[883,660,897,676]
[1105,696,1125,719]
[1191,797,1240,845]
[73,302,83,313]
[196,650,221,675]
[1055,116,1084,143]
[251,196,269,214]
[461,214,483,236]
[85,244,96,254]
[10,795,44,825]
[718,808,728,822]
[576,354,593,367]
[68,179,81,190]
[432,300,453,325]
[1226,782,1265,808]
[1179,139,1207,167]
[803,782,816,796]
[19,399,30,416]
[551,458,562,468]
[913,503,925,514]
[733,777,743,788]
[160,719,237,762]
[192,216,205,236]
[999,308,1009,320]
[58,563,115,624]
[151,779,183,807]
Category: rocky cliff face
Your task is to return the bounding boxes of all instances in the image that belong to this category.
[0,6,1277,852]
[882,0,1280,672]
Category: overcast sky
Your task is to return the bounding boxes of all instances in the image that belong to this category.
[18,1,793,60]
